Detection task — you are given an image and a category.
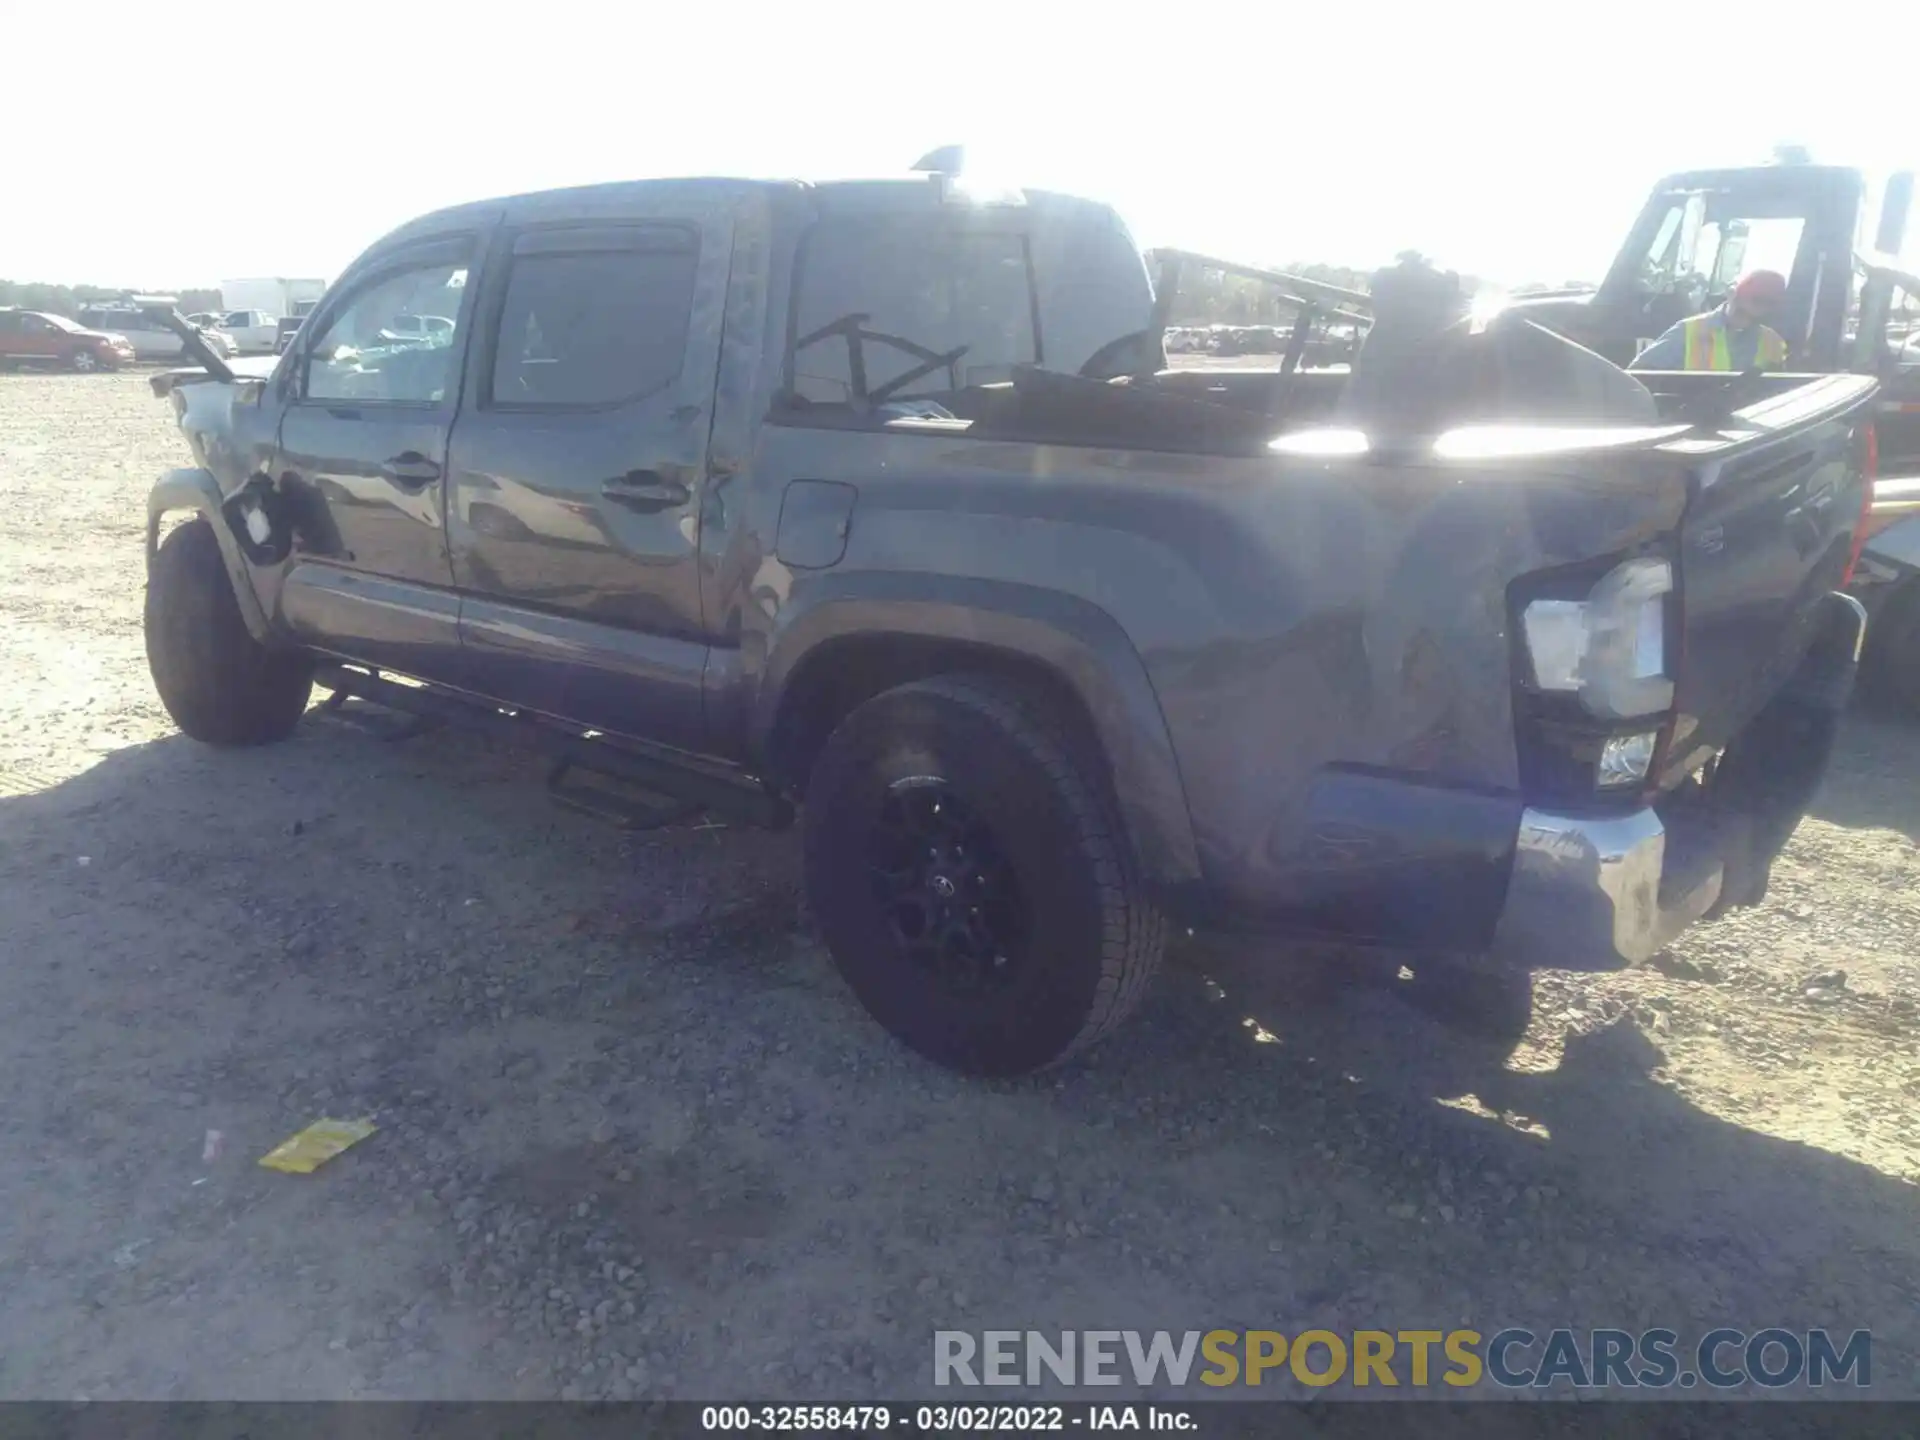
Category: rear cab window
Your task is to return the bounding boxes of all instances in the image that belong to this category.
[787,216,1039,413]
[776,194,1156,432]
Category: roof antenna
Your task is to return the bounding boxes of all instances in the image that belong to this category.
[912,145,965,177]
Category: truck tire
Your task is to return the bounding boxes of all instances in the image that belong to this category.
[802,673,1166,1077]
[1864,578,1920,720]
[145,518,312,747]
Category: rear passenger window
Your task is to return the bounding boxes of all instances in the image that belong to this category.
[489,229,698,409]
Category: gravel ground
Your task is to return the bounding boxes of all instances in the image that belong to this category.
[1,369,1917,1403]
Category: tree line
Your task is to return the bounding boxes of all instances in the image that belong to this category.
[1156,254,1507,327]
[1155,259,1369,327]
[0,280,223,317]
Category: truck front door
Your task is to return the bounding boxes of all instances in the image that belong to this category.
[270,234,479,683]
[443,205,730,756]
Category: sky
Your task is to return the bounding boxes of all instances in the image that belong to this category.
[4,0,1911,292]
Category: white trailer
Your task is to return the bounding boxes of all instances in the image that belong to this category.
[218,277,328,320]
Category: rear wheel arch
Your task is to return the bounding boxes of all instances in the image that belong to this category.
[754,584,1201,892]
[768,631,1101,791]
[801,670,1167,1075]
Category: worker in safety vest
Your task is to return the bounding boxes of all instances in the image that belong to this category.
[1628,269,1791,371]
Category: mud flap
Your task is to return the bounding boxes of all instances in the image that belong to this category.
[1703,591,1865,916]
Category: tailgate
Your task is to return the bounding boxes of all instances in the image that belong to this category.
[1664,373,1878,779]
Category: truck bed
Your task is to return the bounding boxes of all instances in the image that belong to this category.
[1008,359,1878,808]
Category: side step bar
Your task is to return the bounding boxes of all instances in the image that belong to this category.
[313,663,794,833]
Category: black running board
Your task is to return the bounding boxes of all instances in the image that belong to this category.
[313,663,794,833]
[545,757,704,832]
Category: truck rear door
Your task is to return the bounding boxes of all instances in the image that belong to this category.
[443,196,733,756]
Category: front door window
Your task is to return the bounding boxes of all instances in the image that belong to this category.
[305,263,468,405]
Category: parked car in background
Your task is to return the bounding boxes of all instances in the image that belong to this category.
[78,306,240,363]
[274,315,306,354]
[376,312,455,345]
[0,308,136,371]
[187,310,280,354]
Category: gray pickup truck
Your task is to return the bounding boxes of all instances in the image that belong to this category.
[141,163,1878,1077]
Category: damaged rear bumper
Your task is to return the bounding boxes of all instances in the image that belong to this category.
[1489,590,1866,971]
[1489,807,1711,971]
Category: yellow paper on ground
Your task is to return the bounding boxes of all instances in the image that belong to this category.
[258,1118,378,1174]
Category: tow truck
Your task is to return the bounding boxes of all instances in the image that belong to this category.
[1508,159,1920,715]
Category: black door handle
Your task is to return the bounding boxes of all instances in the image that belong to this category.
[381,453,441,489]
[601,471,691,512]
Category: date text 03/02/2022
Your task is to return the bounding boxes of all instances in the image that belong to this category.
[700,1405,1192,1432]
[932,1327,1873,1391]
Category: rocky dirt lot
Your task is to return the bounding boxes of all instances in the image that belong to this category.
[1,370,1917,1405]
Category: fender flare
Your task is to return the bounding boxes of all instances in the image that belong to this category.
[146,468,272,642]
[753,572,1202,890]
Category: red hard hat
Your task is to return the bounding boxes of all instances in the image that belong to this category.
[1733,270,1788,303]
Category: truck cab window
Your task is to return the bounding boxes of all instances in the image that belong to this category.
[787,219,1038,412]
[489,242,697,409]
[1891,284,1920,366]
[1639,198,1695,289]
[305,263,466,405]
[1638,194,1808,303]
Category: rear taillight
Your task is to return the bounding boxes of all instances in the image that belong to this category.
[1518,555,1675,720]
[1841,422,1878,586]
[1511,552,1679,804]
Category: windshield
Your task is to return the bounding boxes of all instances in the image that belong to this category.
[1638,190,1808,298]
[42,313,83,333]
[788,217,1040,408]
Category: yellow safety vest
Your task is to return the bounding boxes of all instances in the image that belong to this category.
[1682,317,1789,371]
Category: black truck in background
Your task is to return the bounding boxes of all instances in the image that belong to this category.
[1504,159,1920,714]
[1506,163,1913,382]
[140,162,1877,1077]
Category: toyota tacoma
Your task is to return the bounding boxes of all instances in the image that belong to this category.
[139,160,1879,1076]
